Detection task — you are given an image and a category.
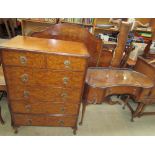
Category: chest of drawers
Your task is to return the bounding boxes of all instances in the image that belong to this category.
[0,36,89,134]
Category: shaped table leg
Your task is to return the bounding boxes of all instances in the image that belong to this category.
[0,106,4,124]
[79,103,87,125]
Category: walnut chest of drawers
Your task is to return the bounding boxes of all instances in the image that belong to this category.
[0,36,89,134]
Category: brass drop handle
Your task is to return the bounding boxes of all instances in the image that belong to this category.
[25,105,31,112]
[21,74,28,82]
[60,107,65,113]
[20,56,27,64]
[27,119,32,125]
[63,77,69,84]
[64,60,71,68]
[61,92,68,98]
[23,91,29,98]
[59,120,64,126]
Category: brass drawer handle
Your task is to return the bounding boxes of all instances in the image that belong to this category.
[27,119,32,125]
[21,74,28,82]
[25,105,31,112]
[20,56,27,65]
[60,107,65,113]
[63,77,69,84]
[61,92,68,98]
[59,120,64,126]
[23,91,29,98]
[64,60,71,68]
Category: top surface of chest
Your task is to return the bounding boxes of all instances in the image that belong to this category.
[0,36,89,57]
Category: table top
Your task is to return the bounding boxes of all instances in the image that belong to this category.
[86,67,154,89]
[0,36,89,58]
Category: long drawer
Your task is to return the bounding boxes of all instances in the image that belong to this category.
[13,114,76,127]
[5,66,84,89]
[11,100,79,115]
[8,85,81,103]
[2,50,46,68]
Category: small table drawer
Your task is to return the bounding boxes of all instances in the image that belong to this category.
[2,50,45,68]
[8,85,81,103]
[11,100,79,115]
[47,55,87,71]
[13,114,77,127]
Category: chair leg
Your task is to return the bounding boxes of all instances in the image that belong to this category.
[122,95,130,110]
[79,103,87,125]
[131,103,145,122]
[0,106,4,124]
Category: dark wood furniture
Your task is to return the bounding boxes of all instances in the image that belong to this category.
[134,56,155,117]
[0,36,89,134]
[79,67,154,125]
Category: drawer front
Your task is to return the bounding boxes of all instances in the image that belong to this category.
[11,100,79,115]
[8,85,81,103]
[47,55,87,71]
[5,66,34,85]
[13,114,76,127]
[5,66,84,89]
[105,86,141,97]
[2,50,45,68]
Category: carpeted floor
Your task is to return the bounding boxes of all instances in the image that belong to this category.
[1,96,155,136]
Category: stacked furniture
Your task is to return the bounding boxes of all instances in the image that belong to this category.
[0,36,89,134]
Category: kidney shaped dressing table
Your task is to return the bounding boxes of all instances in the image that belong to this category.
[80,67,154,125]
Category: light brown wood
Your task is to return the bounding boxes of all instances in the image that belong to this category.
[11,101,79,115]
[5,66,84,89]
[1,36,89,134]
[13,114,76,127]
[0,36,89,57]
[8,85,81,103]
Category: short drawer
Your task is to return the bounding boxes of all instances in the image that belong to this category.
[5,66,84,89]
[11,100,79,115]
[13,114,77,127]
[2,50,45,68]
[46,55,87,71]
[8,85,81,103]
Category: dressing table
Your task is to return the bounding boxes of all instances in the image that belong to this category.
[79,67,154,125]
